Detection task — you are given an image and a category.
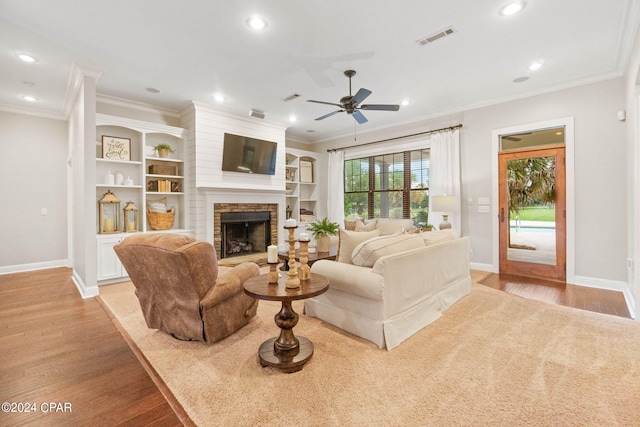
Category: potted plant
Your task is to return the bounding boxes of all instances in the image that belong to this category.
[307,217,339,253]
[153,143,175,158]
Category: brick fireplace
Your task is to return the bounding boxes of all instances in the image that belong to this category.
[213,203,278,259]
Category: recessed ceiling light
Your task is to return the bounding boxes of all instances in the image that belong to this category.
[213,93,226,102]
[400,99,411,106]
[499,1,526,16]
[289,115,297,123]
[146,87,161,93]
[528,60,544,71]
[246,15,267,30]
[513,76,529,83]
[22,95,38,102]
[17,53,37,63]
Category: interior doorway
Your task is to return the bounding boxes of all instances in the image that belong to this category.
[497,129,566,281]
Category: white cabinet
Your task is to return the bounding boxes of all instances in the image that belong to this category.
[97,235,127,282]
[95,114,190,283]
[285,148,319,226]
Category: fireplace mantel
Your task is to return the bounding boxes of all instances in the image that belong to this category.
[197,183,286,193]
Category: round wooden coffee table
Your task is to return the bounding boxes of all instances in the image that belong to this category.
[243,273,329,373]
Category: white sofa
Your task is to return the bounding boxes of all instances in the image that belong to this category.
[307,227,471,350]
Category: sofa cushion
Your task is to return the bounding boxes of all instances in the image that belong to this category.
[375,218,414,235]
[337,229,381,264]
[422,229,459,246]
[351,234,425,267]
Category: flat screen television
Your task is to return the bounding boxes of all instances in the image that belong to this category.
[221,133,277,175]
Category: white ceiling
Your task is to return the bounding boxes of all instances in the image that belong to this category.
[1,1,639,143]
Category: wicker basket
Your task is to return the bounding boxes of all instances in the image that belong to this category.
[147,206,175,230]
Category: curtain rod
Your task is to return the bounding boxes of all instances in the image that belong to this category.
[327,124,463,152]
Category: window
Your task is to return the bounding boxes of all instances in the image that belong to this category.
[344,148,430,227]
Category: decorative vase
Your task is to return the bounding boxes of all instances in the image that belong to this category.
[317,234,330,253]
[158,148,170,158]
[104,170,115,185]
[115,171,124,185]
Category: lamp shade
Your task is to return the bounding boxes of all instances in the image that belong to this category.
[431,195,457,213]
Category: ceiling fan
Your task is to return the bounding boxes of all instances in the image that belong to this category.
[307,70,400,124]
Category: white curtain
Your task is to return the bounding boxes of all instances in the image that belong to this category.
[429,129,461,235]
[327,150,345,226]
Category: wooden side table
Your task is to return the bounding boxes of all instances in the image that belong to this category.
[243,273,329,373]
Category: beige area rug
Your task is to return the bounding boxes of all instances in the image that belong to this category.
[99,272,640,426]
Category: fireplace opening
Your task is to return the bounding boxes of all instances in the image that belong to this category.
[220,211,271,259]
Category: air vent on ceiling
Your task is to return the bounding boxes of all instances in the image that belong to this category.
[416,26,456,46]
[281,93,301,102]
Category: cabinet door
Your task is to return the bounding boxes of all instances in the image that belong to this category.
[97,238,125,281]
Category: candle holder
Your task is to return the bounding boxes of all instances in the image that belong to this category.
[284,225,300,289]
[298,238,311,281]
[267,261,279,284]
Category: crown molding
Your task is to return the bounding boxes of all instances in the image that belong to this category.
[188,101,289,133]
[0,102,66,120]
[96,93,182,118]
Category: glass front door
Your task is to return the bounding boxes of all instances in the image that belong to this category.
[498,146,566,281]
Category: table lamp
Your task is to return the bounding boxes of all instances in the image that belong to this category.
[431,195,457,230]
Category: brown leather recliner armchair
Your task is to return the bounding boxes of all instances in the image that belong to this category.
[114,233,260,343]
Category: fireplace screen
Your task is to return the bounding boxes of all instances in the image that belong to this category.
[220,211,271,259]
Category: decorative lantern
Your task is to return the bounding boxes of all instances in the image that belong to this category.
[98,190,121,234]
[123,201,139,232]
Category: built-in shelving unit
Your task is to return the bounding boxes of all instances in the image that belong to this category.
[95,114,190,282]
[285,148,319,226]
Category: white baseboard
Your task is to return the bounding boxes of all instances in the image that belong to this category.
[470,262,494,272]
[0,259,70,275]
[72,269,99,299]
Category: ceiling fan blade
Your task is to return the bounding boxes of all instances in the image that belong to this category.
[315,110,344,121]
[307,99,343,108]
[351,110,368,124]
[360,104,400,111]
[351,88,372,105]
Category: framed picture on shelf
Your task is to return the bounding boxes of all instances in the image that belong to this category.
[299,160,313,183]
[102,136,131,161]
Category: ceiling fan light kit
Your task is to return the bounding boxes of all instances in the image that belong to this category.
[307,70,400,124]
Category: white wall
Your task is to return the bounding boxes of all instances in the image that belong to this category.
[624,26,640,319]
[311,78,628,287]
[0,111,68,270]
[465,77,627,282]
[181,102,288,243]
[68,68,99,298]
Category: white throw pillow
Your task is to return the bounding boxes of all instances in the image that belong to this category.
[355,220,377,232]
[337,229,381,264]
[351,234,425,267]
[375,218,415,235]
[422,229,459,246]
